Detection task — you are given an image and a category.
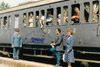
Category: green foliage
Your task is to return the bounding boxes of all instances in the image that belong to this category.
[0,1,10,10]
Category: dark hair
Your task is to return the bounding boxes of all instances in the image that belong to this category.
[15,28,20,32]
[56,28,61,33]
[47,11,51,15]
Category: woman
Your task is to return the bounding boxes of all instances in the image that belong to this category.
[64,29,75,67]
[28,13,33,27]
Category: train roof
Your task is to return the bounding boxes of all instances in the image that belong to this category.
[0,0,68,14]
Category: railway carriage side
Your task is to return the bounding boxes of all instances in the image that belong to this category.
[0,0,100,57]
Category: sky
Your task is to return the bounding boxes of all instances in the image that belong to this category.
[0,0,40,7]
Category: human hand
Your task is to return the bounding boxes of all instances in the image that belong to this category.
[20,45,22,48]
[67,50,69,53]
[50,43,54,46]
[12,45,14,48]
[66,17,68,19]
[72,16,76,19]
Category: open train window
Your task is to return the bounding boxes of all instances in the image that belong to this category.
[40,10,45,28]
[8,16,11,29]
[46,8,53,26]
[84,2,90,23]
[71,4,80,24]
[28,12,33,27]
[3,16,7,29]
[63,6,68,25]
[36,11,39,27]
[15,14,19,28]
[0,17,2,29]
[92,1,99,23]
[23,13,27,28]
[56,7,61,25]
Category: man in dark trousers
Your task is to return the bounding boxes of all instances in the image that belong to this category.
[50,28,63,67]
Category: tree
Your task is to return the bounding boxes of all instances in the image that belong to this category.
[0,1,10,10]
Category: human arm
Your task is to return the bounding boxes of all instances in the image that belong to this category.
[11,35,14,48]
[54,35,63,47]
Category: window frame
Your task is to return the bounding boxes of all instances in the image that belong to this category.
[14,14,19,28]
[8,15,11,29]
[62,6,69,26]
[46,8,54,27]
[28,11,34,28]
[71,4,81,25]
[0,17,2,29]
[23,13,27,28]
[56,7,62,26]
[92,1,99,23]
[83,2,90,24]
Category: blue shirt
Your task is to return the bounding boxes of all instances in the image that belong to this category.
[11,33,22,47]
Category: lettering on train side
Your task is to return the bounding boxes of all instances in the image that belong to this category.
[23,37,45,44]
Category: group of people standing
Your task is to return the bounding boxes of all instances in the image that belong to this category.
[50,28,74,67]
[11,28,74,67]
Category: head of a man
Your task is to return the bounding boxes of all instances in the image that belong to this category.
[56,28,61,35]
[36,16,39,20]
[58,14,61,19]
[30,13,33,17]
[74,7,80,13]
[15,28,20,34]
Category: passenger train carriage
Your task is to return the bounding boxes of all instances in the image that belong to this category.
[0,0,100,57]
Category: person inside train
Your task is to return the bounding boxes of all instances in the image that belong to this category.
[36,16,39,27]
[28,12,33,27]
[46,11,53,26]
[23,14,26,27]
[63,7,68,25]
[57,14,61,25]
[3,19,7,29]
[71,7,80,23]
[40,13,45,28]
[84,3,90,22]
[93,2,99,23]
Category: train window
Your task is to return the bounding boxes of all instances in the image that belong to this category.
[28,12,33,27]
[8,16,11,28]
[0,17,2,29]
[23,13,27,28]
[84,2,90,23]
[36,11,39,27]
[15,14,19,28]
[63,6,68,25]
[3,16,7,29]
[71,4,80,24]
[56,7,61,25]
[40,10,45,28]
[46,8,53,26]
[92,1,99,23]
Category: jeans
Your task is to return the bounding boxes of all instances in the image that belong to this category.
[50,47,61,66]
[13,47,20,59]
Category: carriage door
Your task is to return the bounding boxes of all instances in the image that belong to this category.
[14,14,19,28]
